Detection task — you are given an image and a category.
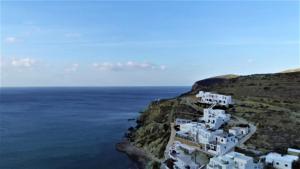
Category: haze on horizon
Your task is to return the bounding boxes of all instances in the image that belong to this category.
[1,1,299,87]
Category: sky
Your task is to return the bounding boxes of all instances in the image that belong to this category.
[1,1,299,87]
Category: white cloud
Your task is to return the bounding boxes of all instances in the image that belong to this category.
[92,61,166,71]
[11,58,36,68]
[65,63,79,73]
[5,36,18,44]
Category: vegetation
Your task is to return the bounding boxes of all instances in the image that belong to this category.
[128,72,300,167]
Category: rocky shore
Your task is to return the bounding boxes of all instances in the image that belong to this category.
[116,140,150,169]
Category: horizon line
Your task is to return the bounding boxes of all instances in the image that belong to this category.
[0,85,192,88]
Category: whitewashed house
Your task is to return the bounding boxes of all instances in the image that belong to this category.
[196,91,233,107]
[192,125,224,144]
[207,151,262,169]
[176,122,238,155]
[167,141,200,169]
[206,133,238,155]
[202,108,231,130]
[177,122,222,143]
[265,152,299,169]
[178,122,199,133]
[229,127,249,138]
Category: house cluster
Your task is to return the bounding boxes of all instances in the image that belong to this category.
[175,119,241,156]
[207,151,262,169]
[164,91,300,169]
[175,92,248,156]
[205,148,300,169]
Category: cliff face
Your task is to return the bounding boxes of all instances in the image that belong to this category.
[130,72,300,161]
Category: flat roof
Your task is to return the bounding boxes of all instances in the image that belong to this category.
[266,153,299,162]
[288,148,300,153]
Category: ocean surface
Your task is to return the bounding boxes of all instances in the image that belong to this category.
[0,87,189,169]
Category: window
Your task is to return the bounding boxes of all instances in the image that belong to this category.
[285,164,288,167]
[276,162,279,165]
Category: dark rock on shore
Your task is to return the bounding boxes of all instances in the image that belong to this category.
[116,140,150,169]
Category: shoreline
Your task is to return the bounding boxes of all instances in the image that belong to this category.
[116,140,152,169]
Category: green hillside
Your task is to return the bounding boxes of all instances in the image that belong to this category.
[124,72,300,167]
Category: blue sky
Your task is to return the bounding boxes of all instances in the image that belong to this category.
[1,1,299,86]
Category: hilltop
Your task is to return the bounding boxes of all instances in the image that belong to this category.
[280,68,300,73]
[118,72,300,168]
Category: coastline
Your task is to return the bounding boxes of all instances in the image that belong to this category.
[116,139,156,169]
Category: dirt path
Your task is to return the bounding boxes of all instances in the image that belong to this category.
[164,123,175,156]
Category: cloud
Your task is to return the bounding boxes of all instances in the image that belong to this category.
[92,61,166,71]
[65,63,79,73]
[5,36,18,44]
[11,58,36,68]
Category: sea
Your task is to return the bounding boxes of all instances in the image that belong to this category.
[0,87,189,169]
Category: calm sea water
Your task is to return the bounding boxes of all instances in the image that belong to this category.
[0,87,189,169]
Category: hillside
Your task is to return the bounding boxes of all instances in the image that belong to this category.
[280,68,300,73]
[191,72,300,153]
[122,72,300,168]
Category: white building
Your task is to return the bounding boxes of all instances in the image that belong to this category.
[265,152,299,169]
[178,122,220,143]
[167,141,200,169]
[202,109,230,130]
[192,125,223,144]
[178,122,199,134]
[196,91,233,107]
[229,127,249,138]
[176,122,238,155]
[207,151,262,169]
[206,133,238,155]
